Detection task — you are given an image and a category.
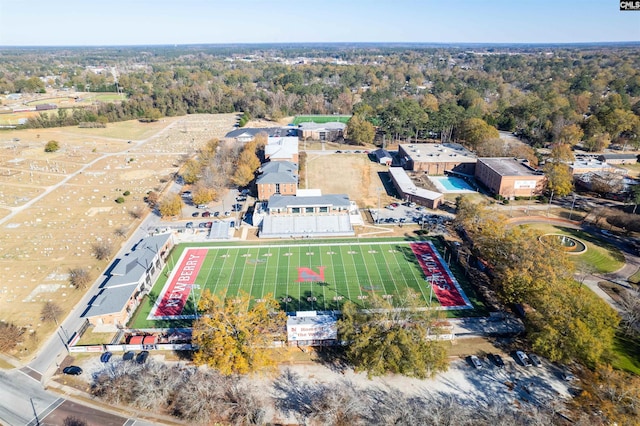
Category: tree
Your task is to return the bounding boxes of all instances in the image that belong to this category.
[346,114,375,145]
[181,159,201,185]
[41,301,63,325]
[549,143,574,162]
[632,185,640,214]
[544,161,573,198]
[458,118,499,149]
[192,290,286,375]
[44,140,60,152]
[557,124,584,146]
[92,240,113,261]
[158,193,183,218]
[63,417,87,426]
[232,163,255,187]
[337,289,448,379]
[69,267,91,289]
[0,322,25,352]
[191,184,216,206]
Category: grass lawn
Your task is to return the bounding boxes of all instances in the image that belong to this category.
[517,224,625,273]
[61,117,180,140]
[76,330,116,346]
[612,334,640,375]
[292,115,351,125]
[629,269,640,285]
[129,237,485,329]
[92,93,127,102]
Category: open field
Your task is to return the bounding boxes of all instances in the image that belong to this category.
[292,115,351,125]
[0,114,237,359]
[516,223,625,273]
[612,334,640,375]
[305,152,396,207]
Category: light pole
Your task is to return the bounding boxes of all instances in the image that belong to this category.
[547,189,554,217]
[569,193,577,221]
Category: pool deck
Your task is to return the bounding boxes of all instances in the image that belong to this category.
[428,176,477,194]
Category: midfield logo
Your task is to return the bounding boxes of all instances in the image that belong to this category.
[296,266,326,282]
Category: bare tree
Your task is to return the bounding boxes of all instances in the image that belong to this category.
[69,267,91,289]
[114,225,128,238]
[41,301,63,325]
[0,322,25,352]
[92,240,113,261]
[63,416,87,426]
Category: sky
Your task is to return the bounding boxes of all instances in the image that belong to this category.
[0,0,638,46]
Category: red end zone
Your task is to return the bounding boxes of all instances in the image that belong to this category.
[410,242,471,309]
[150,248,208,318]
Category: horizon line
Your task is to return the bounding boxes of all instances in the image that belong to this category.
[1,41,640,49]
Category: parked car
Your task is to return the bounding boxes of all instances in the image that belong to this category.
[490,353,505,368]
[196,204,207,209]
[198,222,207,228]
[185,222,194,229]
[123,351,135,361]
[136,351,149,364]
[232,204,242,211]
[100,351,112,363]
[529,353,542,367]
[515,350,531,366]
[205,221,213,228]
[62,366,83,375]
[224,211,230,216]
[386,205,396,210]
[202,211,211,218]
[191,212,200,217]
[469,355,483,369]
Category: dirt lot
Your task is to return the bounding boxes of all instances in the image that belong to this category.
[0,114,236,359]
[305,152,396,208]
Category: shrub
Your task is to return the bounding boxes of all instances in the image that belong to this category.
[123,191,131,196]
[115,197,125,204]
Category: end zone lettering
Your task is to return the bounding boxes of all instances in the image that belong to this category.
[620,1,640,10]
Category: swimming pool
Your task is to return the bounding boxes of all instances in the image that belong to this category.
[429,176,476,193]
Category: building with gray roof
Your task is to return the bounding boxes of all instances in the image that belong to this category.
[258,194,355,238]
[256,161,298,200]
[388,167,443,209]
[265,137,299,162]
[398,143,477,175]
[298,121,345,142]
[83,233,174,329]
[474,158,546,198]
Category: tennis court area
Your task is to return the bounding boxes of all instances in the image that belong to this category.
[146,240,472,322]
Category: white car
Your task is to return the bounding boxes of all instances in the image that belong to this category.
[516,351,531,367]
[469,355,483,369]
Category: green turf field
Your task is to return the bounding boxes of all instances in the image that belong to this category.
[128,238,485,329]
[292,115,352,125]
[186,240,438,313]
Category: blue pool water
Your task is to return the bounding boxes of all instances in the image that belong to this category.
[430,176,475,192]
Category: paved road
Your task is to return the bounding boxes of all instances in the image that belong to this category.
[0,369,60,426]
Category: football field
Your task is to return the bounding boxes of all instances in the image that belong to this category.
[146,240,472,321]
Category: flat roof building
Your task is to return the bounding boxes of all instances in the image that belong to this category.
[398,143,477,175]
[388,167,443,209]
[474,158,546,198]
[265,136,299,163]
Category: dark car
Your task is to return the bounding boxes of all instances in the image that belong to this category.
[100,351,112,363]
[202,211,211,218]
[191,212,200,217]
[232,204,242,212]
[213,211,220,217]
[529,353,542,367]
[123,350,135,361]
[136,351,149,364]
[490,353,505,368]
[62,366,83,375]
[198,222,207,228]
[186,222,194,229]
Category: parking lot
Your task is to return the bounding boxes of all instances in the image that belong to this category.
[371,202,452,231]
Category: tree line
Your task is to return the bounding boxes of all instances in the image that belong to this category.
[2,45,637,151]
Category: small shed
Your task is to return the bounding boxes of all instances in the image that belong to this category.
[128,335,144,345]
